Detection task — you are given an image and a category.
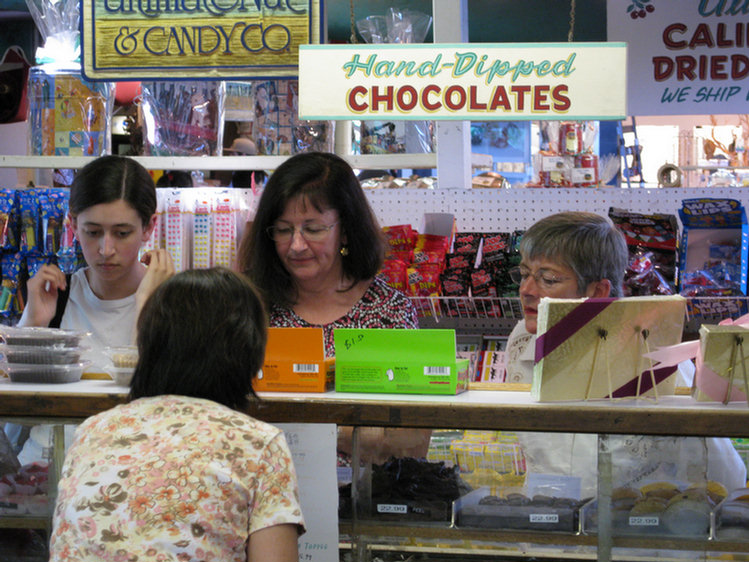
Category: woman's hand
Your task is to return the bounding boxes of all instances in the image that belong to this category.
[135,249,175,310]
[18,264,67,327]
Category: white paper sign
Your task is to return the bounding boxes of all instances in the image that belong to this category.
[299,43,627,120]
[277,423,338,562]
[607,0,749,115]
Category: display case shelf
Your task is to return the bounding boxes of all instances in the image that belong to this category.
[2,385,748,561]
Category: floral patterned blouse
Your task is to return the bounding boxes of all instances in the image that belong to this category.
[270,276,419,357]
[49,395,305,562]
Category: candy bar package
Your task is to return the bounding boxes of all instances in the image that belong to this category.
[609,208,678,296]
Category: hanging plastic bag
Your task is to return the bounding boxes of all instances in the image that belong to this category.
[24,0,113,156]
[355,7,434,155]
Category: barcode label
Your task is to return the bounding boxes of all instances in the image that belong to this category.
[529,513,559,523]
[629,516,659,526]
[377,503,407,514]
[293,364,319,373]
[424,366,450,376]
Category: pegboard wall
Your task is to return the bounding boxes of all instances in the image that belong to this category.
[365,187,749,232]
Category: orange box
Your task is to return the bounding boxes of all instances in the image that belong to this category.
[254,327,335,393]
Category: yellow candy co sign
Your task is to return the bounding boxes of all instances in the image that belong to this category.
[81,0,322,80]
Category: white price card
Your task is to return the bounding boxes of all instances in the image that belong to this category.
[277,423,338,562]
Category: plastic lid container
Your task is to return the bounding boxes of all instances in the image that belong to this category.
[110,367,135,386]
[2,362,90,384]
[103,346,138,368]
[0,344,85,365]
[0,327,88,348]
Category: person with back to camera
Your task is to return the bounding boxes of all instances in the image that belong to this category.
[505,211,746,498]
[48,267,305,562]
[238,151,429,462]
[7,155,175,465]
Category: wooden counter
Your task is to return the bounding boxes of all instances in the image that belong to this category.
[1,378,748,438]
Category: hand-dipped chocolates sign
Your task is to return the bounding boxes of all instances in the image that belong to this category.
[298,43,627,120]
[80,0,322,80]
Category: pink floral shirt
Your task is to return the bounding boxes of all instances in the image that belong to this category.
[49,395,305,562]
[270,276,419,357]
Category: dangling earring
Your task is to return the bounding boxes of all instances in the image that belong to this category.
[340,246,349,256]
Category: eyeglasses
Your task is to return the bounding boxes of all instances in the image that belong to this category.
[509,266,574,291]
[266,222,338,243]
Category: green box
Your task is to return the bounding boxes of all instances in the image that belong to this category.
[334,328,469,395]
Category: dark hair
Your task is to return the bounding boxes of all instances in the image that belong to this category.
[519,211,629,297]
[70,155,156,226]
[239,152,385,307]
[155,170,193,188]
[232,169,267,188]
[129,267,267,411]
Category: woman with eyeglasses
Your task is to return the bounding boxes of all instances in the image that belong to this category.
[239,151,418,358]
[506,212,746,500]
[504,211,626,384]
[238,152,427,462]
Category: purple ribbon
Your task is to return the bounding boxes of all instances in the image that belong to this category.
[535,298,615,363]
[609,365,678,398]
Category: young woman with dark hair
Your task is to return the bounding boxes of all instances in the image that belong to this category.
[20,155,174,347]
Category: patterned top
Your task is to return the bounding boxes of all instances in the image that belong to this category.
[49,395,305,562]
[270,276,419,357]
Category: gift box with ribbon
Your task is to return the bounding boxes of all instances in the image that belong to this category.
[696,313,749,404]
[643,312,749,405]
[532,295,687,402]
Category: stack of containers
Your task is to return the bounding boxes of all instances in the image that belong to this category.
[0,327,89,383]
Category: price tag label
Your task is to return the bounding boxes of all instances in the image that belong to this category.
[377,503,408,514]
[629,516,659,526]
[529,513,559,523]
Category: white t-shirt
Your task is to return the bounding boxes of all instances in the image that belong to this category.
[17,268,140,465]
[507,319,748,497]
[60,267,137,348]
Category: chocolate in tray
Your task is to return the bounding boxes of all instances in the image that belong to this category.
[0,345,83,365]
[454,488,589,533]
[0,327,86,348]
[351,457,465,523]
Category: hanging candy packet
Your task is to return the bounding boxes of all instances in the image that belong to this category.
[56,213,78,275]
[0,189,15,250]
[0,253,22,318]
[193,193,213,269]
[165,191,189,271]
[213,191,237,269]
[18,190,40,254]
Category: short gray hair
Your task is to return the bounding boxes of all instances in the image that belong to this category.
[519,212,629,297]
